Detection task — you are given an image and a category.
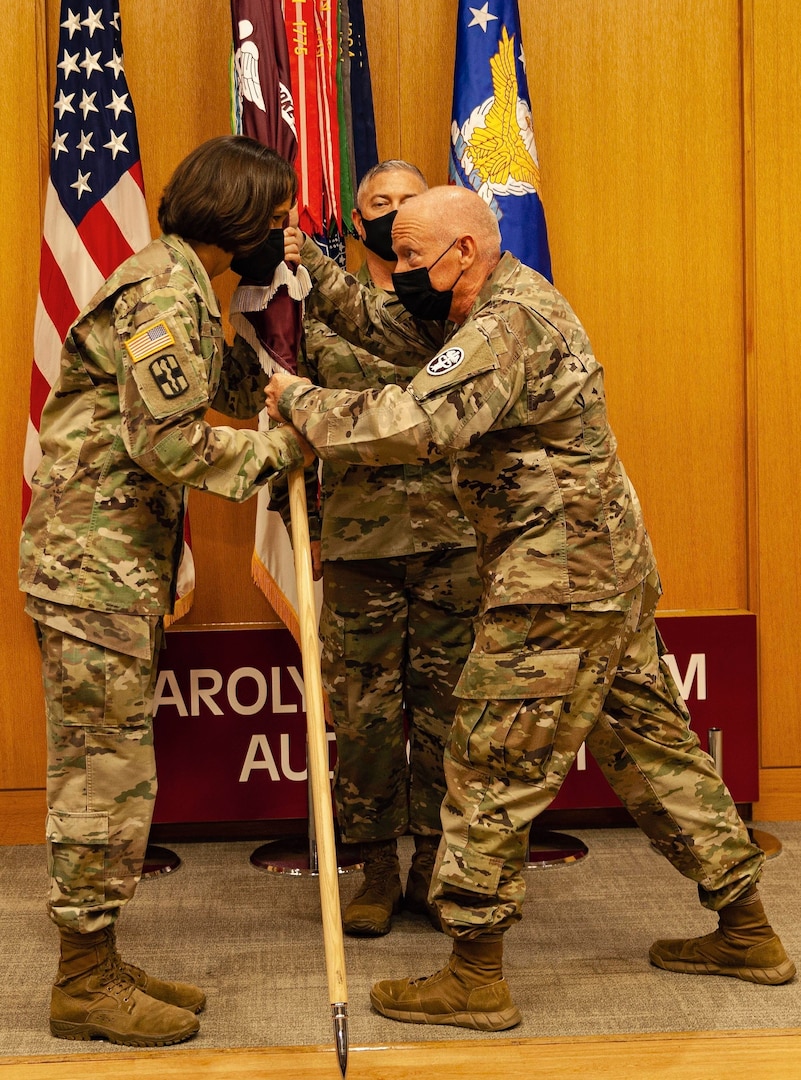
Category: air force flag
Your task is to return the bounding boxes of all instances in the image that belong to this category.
[450,0,552,281]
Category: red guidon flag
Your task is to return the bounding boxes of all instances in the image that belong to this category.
[283,0,342,235]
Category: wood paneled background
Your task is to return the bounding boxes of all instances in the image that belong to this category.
[2,0,799,842]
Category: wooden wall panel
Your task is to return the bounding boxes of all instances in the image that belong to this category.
[0,0,48,794]
[522,0,746,612]
[394,0,458,184]
[361,0,402,164]
[3,1,800,833]
[751,1,801,768]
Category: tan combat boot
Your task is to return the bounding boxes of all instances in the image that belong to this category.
[50,928,200,1045]
[404,834,443,931]
[370,936,522,1031]
[343,839,402,936]
[106,926,206,1012]
[649,885,796,985]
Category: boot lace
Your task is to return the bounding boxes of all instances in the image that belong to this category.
[96,958,136,1002]
[408,968,445,988]
[106,931,146,983]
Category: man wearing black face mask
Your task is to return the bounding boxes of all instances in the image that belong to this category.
[266,184,792,1032]
[269,162,480,939]
[391,237,464,321]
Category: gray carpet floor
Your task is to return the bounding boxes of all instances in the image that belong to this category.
[1,823,799,1056]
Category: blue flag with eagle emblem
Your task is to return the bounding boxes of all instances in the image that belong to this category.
[450,0,552,281]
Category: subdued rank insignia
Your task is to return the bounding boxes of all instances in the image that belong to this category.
[124,320,175,363]
[149,354,189,398]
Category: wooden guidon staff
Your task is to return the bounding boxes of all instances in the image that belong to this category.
[288,468,349,1077]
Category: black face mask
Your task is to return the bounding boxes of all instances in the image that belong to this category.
[391,239,461,321]
[359,209,397,262]
[231,229,285,284]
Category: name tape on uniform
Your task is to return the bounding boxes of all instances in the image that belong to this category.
[124,321,176,363]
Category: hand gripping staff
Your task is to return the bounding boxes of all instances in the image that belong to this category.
[231,265,349,1076]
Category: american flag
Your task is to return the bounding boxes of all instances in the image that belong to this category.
[25,0,195,616]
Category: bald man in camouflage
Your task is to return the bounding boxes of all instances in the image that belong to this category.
[19,136,313,1047]
[265,184,794,1032]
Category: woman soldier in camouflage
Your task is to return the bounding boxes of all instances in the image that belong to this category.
[19,135,313,1047]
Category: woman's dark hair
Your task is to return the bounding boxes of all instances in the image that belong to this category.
[157,135,298,254]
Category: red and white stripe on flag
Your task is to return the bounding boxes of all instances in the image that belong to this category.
[313,0,342,230]
[283,0,342,235]
[25,0,194,621]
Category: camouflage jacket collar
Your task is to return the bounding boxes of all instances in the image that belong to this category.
[356,261,373,287]
[466,251,523,321]
[160,233,221,319]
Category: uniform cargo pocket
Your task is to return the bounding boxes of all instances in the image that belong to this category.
[59,639,152,728]
[46,809,109,907]
[454,648,580,700]
[437,843,503,897]
[451,648,580,782]
[46,808,109,846]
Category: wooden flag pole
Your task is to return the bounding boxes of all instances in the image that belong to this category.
[288,468,349,1077]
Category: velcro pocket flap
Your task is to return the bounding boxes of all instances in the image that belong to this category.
[437,845,503,897]
[46,809,109,846]
[410,323,499,403]
[454,648,580,700]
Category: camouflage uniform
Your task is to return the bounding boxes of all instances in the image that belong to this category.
[271,263,481,841]
[274,240,765,935]
[20,234,306,931]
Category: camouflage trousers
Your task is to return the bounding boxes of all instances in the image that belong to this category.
[320,549,481,842]
[432,569,764,937]
[36,620,162,933]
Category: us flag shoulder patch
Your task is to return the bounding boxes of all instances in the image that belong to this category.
[124,321,176,363]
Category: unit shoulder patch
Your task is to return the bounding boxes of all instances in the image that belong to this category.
[426,347,464,376]
[149,354,189,399]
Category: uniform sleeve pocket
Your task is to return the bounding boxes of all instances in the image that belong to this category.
[126,311,208,421]
[409,324,499,403]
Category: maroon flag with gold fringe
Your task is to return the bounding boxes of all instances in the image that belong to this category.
[230,0,316,641]
[228,1,377,640]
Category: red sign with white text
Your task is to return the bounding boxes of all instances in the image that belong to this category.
[550,612,758,808]
[151,613,758,825]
